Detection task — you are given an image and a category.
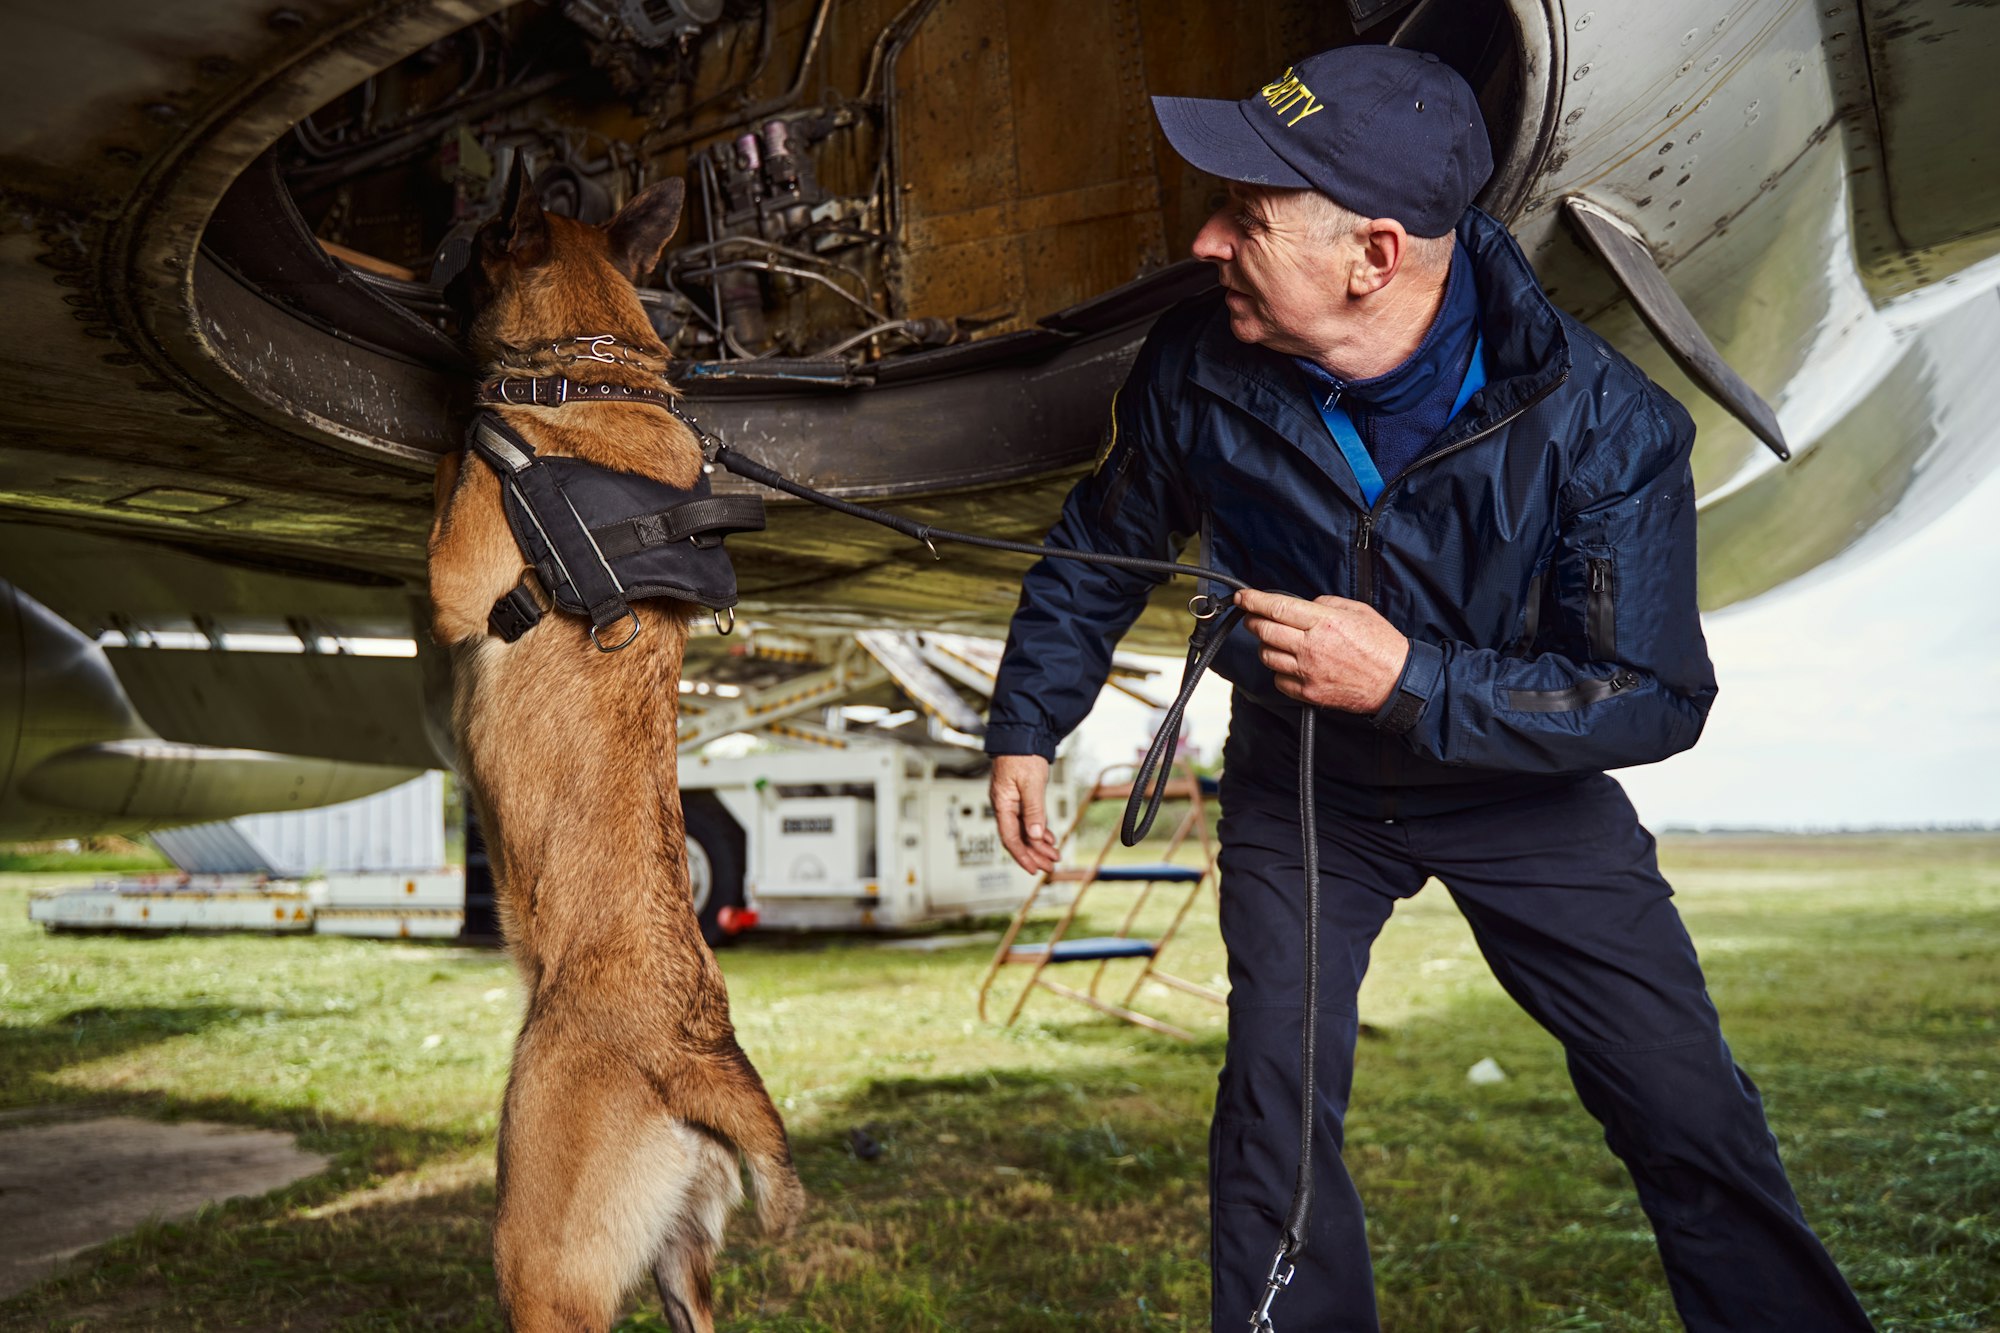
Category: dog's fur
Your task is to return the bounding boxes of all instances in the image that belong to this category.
[428,161,805,1333]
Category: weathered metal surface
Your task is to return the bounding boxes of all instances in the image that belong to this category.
[1856,0,2000,272]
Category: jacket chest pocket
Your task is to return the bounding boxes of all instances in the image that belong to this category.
[1511,563,1550,656]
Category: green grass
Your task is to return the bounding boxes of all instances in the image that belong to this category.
[0,840,171,875]
[0,834,1994,1331]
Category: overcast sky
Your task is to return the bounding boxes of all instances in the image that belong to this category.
[1070,460,2000,830]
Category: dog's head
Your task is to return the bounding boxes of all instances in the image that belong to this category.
[452,155,685,367]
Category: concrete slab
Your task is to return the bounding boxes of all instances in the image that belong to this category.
[0,1112,328,1297]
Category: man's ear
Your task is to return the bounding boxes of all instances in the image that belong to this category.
[604,179,685,281]
[495,154,550,265]
[1349,217,1406,297]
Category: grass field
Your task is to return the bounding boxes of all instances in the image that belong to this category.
[0,833,1994,1331]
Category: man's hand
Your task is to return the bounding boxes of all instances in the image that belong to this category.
[991,754,1060,876]
[1237,588,1410,714]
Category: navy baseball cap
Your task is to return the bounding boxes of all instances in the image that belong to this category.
[1152,45,1493,238]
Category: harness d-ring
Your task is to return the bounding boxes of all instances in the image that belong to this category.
[1189,592,1223,620]
[590,608,642,652]
[713,606,736,636]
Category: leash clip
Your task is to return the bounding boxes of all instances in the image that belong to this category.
[1249,1248,1295,1332]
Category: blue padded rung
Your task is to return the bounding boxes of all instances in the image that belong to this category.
[1087,863,1204,883]
[1010,936,1158,962]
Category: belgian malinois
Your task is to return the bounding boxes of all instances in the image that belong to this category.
[428,160,805,1333]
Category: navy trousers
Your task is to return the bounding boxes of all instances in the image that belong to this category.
[1209,712,1874,1332]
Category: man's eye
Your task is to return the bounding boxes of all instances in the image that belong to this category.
[1235,210,1261,233]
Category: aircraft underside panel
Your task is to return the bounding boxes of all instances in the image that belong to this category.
[0,0,1996,786]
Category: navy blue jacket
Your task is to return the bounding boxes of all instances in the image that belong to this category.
[985,208,1717,806]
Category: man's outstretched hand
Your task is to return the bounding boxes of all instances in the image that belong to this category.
[991,753,1060,875]
[1237,588,1410,714]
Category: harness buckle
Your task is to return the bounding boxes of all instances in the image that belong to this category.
[487,573,545,643]
[589,608,642,652]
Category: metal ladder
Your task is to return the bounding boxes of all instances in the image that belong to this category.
[976,759,1224,1041]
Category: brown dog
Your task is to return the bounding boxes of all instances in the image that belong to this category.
[428,162,804,1333]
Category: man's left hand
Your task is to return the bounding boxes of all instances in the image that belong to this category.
[1236,589,1410,714]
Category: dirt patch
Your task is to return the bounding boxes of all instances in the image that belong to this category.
[0,1112,328,1297]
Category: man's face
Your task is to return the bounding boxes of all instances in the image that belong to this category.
[1191,184,1353,359]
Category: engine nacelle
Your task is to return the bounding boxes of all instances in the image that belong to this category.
[0,582,417,841]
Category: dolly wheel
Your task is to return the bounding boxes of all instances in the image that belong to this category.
[684,793,746,948]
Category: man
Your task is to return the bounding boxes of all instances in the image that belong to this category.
[983,44,1874,1333]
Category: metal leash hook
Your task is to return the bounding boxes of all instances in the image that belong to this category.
[1250,1248,1295,1331]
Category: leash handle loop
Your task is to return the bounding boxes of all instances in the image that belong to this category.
[1121,607,1240,846]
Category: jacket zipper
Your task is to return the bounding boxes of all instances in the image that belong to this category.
[1586,557,1616,659]
[1354,512,1374,603]
[1348,368,1572,610]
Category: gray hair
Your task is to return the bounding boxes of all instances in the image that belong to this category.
[1298,191,1455,273]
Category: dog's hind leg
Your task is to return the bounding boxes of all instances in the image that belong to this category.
[495,1004,714,1333]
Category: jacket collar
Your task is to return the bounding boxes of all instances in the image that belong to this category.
[1292,240,1479,417]
[1188,207,1571,496]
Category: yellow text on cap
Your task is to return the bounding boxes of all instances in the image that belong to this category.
[1259,67,1325,129]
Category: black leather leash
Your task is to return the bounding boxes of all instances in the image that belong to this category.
[475,345,1321,1326]
[706,437,1322,1329]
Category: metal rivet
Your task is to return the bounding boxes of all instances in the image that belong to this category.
[1573,63,1592,81]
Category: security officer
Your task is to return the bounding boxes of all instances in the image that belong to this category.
[984,44,1874,1332]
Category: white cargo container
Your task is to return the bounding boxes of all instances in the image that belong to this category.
[684,744,1069,932]
[30,774,461,939]
[151,772,445,875]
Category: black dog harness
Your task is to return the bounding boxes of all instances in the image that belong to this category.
[466,411,765,650]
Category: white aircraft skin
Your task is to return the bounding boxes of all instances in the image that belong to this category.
[0,0,1995,835]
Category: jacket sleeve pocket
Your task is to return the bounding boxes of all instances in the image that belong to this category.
[1382,399,1719,773]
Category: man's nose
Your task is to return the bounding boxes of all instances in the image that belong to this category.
[1191,211,1233,264]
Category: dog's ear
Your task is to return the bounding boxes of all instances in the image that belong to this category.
[604,178,685,282]
[494,153,550,265]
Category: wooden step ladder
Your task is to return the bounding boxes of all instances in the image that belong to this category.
[977,760,1224,1041]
